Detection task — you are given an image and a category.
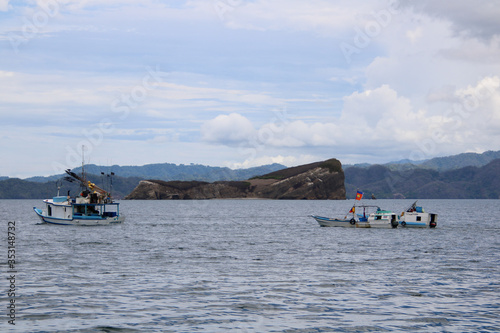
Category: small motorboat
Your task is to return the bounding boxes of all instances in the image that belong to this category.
[310,215,358,228]
[311,204,398,229]
[399,201,437,228]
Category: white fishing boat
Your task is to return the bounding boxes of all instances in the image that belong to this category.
[399,201,437,228]
[34,168,125,226]
[311,204,399,229]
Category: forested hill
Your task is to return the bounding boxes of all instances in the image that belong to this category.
[345,159,500,199]
[2,152,500,199]
[343,150,500,171]
[125,158,345,200]
[24,162,286,183]
[0,163,286,199]
[418,150,500,171]
[0,175,142,200]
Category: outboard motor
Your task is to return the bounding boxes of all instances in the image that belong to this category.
[429,213,438,228]
[391,215,399,228]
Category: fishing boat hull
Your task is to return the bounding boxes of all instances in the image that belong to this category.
[311,205,398,228]
[310,214,398,228]
[365,210,399,228]
[34,207,125,225]
[33,196,125,226]
[358,218,398,228]
[311,215,357,227]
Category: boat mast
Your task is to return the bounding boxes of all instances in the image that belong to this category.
[81,145,86,184]
[110,172,114,200]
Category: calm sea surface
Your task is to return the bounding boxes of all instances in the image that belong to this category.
[1,199,499,332]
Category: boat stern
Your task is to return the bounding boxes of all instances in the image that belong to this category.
[429,213,438,228]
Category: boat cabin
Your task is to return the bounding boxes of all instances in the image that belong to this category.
[43,195,120,221]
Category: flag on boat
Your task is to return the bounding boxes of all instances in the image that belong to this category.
[355,191,363,200]
[349,206,355,213]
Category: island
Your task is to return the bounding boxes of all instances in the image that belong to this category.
[125,158,345,200]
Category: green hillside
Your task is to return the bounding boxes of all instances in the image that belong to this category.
[345,159,500,199]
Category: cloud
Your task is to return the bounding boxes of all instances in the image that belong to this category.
[439,36,500,63]
[362,15,500,104]
[202,79,500,164]
[453,76,500,135]
[399,0,500,40]
[0,0,10,12]
[230,154,318,169]
[201,113,256,144]
[204,0,395,35]
[406,27,423,44]
[202,85,425,150]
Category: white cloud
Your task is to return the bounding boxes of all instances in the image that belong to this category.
[407,77,500,160]
[0,0,10,12]
[201,113,256,144]
[453,76,500,135]
[439,35,500,63]
[230,154,318,169]
[34,0,173,14]
[154,82,278,106]
[203,0,396,35]
[276,85,422,148]
[406,27,423,44]
[399,0,500,40]
[202,79,500,164]
[202,85,426,150]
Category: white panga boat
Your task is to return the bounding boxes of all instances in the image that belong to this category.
[311,205,399,229]
[33,169,125,226]
[399,201,437,228]
[311,215,358,228]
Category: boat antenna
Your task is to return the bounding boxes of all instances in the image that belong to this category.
[110,172,115,199]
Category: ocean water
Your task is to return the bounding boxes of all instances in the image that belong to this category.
[1,199,499,332]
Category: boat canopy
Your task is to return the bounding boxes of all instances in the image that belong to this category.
[53,196,68,203]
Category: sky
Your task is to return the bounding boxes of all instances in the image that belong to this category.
[1,0,500,178]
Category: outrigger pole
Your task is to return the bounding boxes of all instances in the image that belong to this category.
[65,169,110,197]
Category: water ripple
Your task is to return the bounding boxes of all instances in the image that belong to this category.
[4,199,500,332]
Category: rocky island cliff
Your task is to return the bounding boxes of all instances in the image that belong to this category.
[125,158,345,200]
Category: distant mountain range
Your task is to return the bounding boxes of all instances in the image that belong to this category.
[418,150,500,171]
[345,158,500,199]
[0,163,285,199]
[0,174,143,200]
[24,162,286,183]
[1,150,499,199]
[342,150,500,199]
[345,150,500,172]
